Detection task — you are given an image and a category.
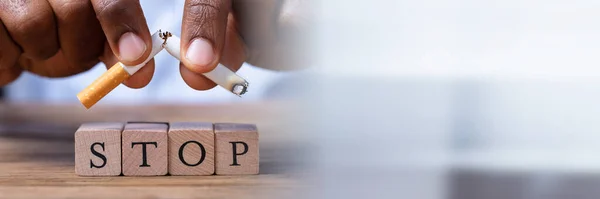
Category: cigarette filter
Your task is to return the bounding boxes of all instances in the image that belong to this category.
[77,31,164,109]
[76,63,130,109]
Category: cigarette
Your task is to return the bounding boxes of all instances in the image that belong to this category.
[78,30,250,109]
[160,31,249,96]
[77,31,165,109]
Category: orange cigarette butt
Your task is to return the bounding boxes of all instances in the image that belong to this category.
[77,63,130,109]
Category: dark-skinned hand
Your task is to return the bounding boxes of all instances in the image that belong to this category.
[0,0,305,89]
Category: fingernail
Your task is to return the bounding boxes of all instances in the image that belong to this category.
[186,38,215,67]
[118,32,147,62]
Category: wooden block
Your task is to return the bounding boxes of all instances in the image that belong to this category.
[75,122,123,176]
[168,122,215,175]
[214,123,259,175]
[122,122,168,176]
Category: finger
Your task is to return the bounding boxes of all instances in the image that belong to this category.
[181,0,231,73]
[181,13,246,91]
[99,41,118,66]
[0,20,21,70]
[0,0,59,60]
[219,13,246,72]
[18,50,96,77]
[0,19,22,86]
[100,42,153,89]
[122,59,154,89]
[180,64,216,90]
[91,0,151,66]
[0,66,22,87]
[48,0,104,73]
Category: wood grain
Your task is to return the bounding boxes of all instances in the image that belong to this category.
[215,123,259,175]
[0,102,306,198]
[74,122,123,176]
[122,123,168,176]
[169,122,215,175]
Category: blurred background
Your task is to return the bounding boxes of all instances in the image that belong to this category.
[3,0,600,198]
[307,0,600,198]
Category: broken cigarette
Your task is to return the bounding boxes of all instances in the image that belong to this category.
[77,31,164,109]
[78,30,250,109]
[160,31,249,96]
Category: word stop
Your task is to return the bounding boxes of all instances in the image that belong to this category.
[75,122,259,176]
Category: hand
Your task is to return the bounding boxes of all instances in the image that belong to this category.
[0,1,103,85]
[0,0,156,88]
[0,0,307,90]
[177,0,308,90]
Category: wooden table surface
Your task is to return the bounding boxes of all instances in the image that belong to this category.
[0,101,310,199]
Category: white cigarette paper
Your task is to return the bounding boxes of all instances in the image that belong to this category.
[161,32,249,96]
[78,30,250,109]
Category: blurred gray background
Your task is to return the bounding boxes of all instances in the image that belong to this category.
[307,0,600,198]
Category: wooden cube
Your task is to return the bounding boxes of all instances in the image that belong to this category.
[214,123,259,175]
[168,122,215,175]
[122,122,168,176]
[75,122,123,176]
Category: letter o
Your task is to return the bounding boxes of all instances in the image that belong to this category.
[178,141,206,166]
